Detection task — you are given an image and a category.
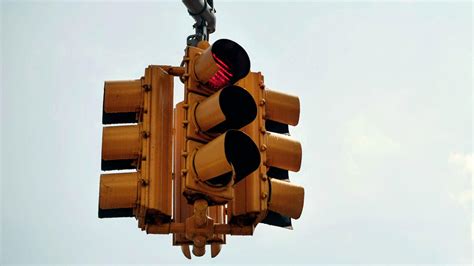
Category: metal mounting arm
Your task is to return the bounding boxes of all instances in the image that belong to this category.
[182,0,216,46]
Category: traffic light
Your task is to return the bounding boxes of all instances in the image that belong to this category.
[178,39,261,205]
[98,38,305,259]
[99,66,174,228]
[173,102,226,258]
[230,72,305,228]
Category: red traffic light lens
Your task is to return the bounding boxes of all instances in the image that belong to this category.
[206,39,250,90]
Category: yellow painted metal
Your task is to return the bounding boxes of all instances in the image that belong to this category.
[192,133,233,182]
[165,66,185,76]
[211,243,221,258]
[268,179,304,219]
[173,102,194,245]
[231,72,305,226]
[232,72,268,221]
[266,132,302,172]
[197,40,211,50]
[99,66,174,227]
[181,45,234,205]
[185,199,214,258]
[193,45,219,84]
[185,44,220,96]
[194,89,226,132]
[145,222,254,236]
[138,66,174,225]
[186,92,215,143]
[208,205,226,246]
[101,125,140,161]
[213,224,254,235]
[264,89,300,126]
[103,80,143,113]
[99,172,138,210]
[146,222,186,234]
[184,139,234,204]
[181,245,192,259]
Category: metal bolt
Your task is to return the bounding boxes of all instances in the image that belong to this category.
[259,99,266,106]
[143,84,151,92]
[142,131,150,139]
[261,192,268,199]
[261,174,268,181]
[260,144,267,151]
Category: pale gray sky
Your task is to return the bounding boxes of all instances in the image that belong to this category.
[1,1,472,264]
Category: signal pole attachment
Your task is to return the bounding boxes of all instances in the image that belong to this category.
[182,0,216,46]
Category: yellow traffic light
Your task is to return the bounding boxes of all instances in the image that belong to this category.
[99,66,174,227]
[98,36,305,258]
[229,71,305,228]
[178,39,260,205]
[173,103,227,258]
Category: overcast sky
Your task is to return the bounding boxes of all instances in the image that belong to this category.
[2,1,472,264]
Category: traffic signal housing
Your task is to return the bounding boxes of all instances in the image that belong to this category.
[98,37,305,259]
[230,72,305,228]
[178,39,261,206]
[99,66,174,229]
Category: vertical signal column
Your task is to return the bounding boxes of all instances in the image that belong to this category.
[176,39,261,257]
[99,66,173,229]
[100,80,143,218]
[230,72,305,228]
[180,39,260,205]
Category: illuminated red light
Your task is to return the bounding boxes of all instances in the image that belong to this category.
[208,53,234,90]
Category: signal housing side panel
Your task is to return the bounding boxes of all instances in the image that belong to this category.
[231,72,269,224]
[138,66,173,227]
[149,66,173,221]
[173,102,194,245]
